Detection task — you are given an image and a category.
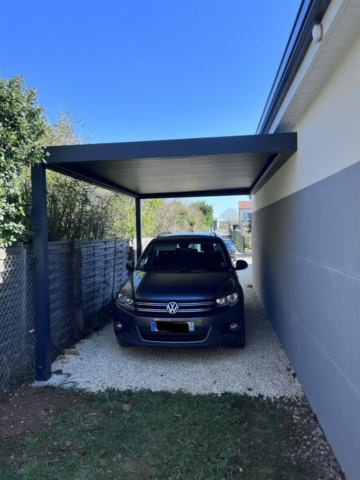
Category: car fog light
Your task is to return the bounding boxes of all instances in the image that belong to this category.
[229,322,239,331]
[115,322,123,330]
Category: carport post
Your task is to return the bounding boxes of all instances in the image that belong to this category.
[31,162,51,381]
[135,197,142,259]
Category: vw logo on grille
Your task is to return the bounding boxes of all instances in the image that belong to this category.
[166,301,179,315]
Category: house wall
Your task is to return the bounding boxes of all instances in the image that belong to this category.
[242,209,251,221]
[238,209,251,222]
[252,33,360,479]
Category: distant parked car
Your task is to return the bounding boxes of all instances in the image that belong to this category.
[223,239,237,265]
[113,232,248,348]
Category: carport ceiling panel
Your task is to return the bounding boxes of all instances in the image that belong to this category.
[60,153,272,195]
[46,134,297,196]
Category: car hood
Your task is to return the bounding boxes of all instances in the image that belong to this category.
[121,270,237,301]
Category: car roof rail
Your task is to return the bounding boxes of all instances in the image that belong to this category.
[156,231,172,238]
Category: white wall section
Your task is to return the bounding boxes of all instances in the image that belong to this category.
[269,0,360,135]
[252,0,360,211]
[253,30,360,212]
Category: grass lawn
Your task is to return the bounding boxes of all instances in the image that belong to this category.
[0,388,330,479]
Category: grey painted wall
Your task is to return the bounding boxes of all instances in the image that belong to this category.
[252,160,360,480]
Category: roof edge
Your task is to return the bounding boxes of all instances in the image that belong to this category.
[257,0,332,134]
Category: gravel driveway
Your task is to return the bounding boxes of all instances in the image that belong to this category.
[52,255,303,398]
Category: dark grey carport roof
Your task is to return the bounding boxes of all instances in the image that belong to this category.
[46,133,297,198]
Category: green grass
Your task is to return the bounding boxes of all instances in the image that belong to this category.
[0,389,309,480]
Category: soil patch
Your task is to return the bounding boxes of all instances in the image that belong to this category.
[0,386,74,438]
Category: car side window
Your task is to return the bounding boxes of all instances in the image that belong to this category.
[139,254,149,269]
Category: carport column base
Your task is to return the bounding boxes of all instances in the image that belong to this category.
[32,373,70,388]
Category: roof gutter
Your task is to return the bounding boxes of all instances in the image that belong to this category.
[257,0,332,134]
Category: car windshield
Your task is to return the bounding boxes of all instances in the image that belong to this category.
[137,241,230,272]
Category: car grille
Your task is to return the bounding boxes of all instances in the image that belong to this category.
[135,300,214,313]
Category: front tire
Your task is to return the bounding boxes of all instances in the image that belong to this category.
[226,321,245,349]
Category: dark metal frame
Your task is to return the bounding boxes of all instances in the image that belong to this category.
[135,198,142,259]
[45,133,297,197]
[31,132,297,380]
[31,163,52,380]
[31,162,143,381]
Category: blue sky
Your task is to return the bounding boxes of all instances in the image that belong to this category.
[1,0,301,217]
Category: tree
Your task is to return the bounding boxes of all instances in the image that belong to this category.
[17,108,216,243]
[20,111,137,242]
[141,199,206,237]
[0,75,47,246]
[192,200,213,230]
[43,110,83,146]
[220,207,238,228]
[20,110,88,242]
[142,199,163,237]
[247,215,251,233]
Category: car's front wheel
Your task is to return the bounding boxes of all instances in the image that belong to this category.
[226,321,245,349]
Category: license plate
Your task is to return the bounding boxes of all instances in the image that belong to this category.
[151,321,195,332]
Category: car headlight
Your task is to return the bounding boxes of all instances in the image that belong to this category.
[216,292,238,307]
[116,293,135,311]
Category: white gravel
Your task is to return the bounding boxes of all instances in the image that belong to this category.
[52,255,303,399]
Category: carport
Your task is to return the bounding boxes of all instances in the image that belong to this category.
[32,132,297,380]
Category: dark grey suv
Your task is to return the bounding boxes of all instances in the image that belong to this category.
[113,233,248,348]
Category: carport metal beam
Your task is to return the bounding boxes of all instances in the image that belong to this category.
[140,188,250,199]
[45,133,297,198]
[135,198,142,258]
[31,163,51,381]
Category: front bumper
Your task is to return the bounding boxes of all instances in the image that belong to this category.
[113,303,244,347]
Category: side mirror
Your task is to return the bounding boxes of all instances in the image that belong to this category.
[126,260,135,271]
[235,260,248,270]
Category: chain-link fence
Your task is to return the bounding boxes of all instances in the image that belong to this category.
[0,245,35,393]
[0,239,130,393]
